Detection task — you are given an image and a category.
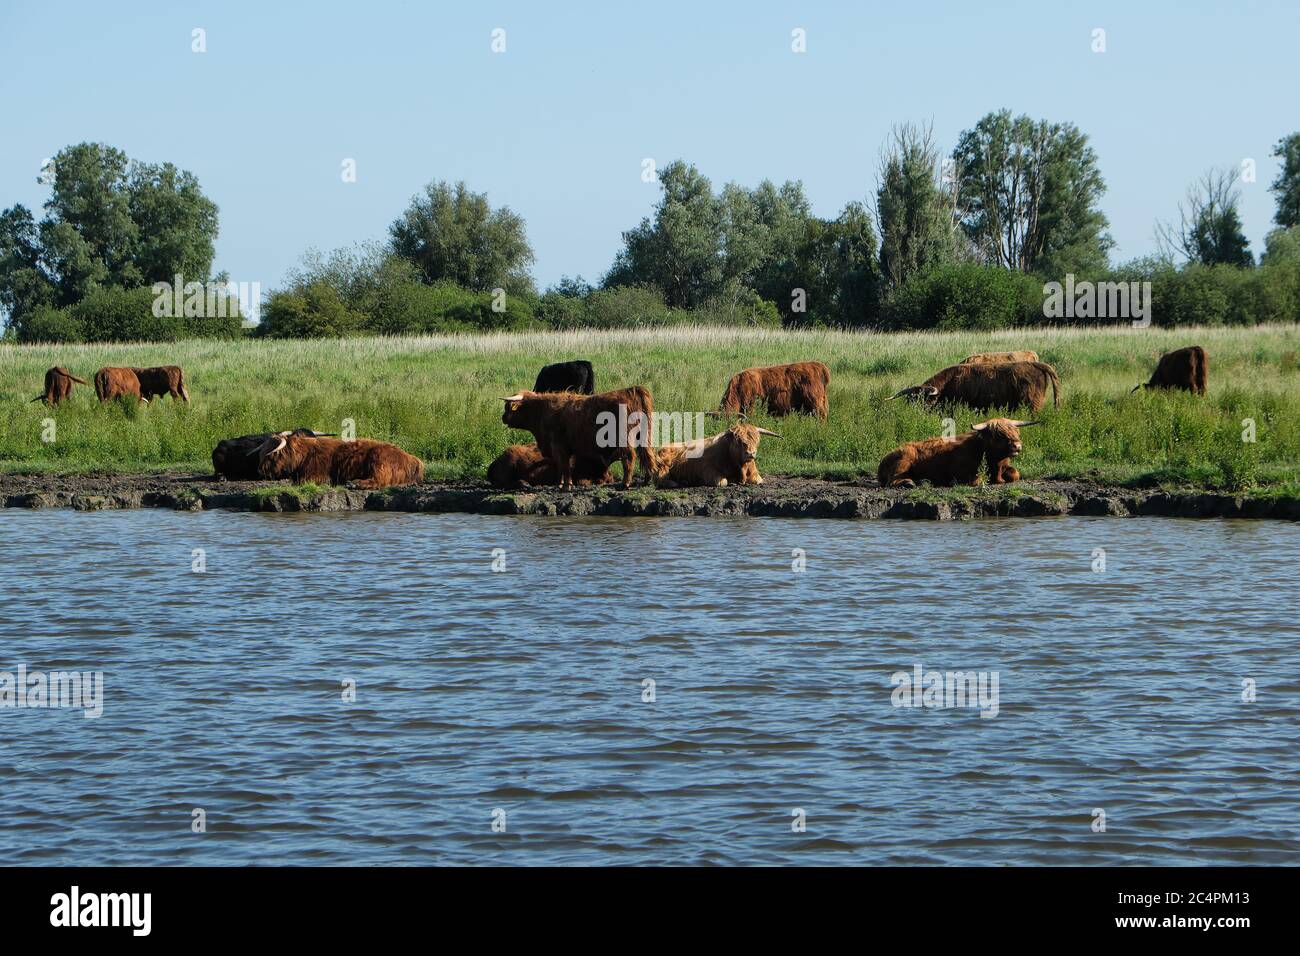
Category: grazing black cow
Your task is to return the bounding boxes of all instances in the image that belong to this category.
[533,360,595,394]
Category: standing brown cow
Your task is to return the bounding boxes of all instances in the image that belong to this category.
[256,432,424,488]
[1132,346,1207,396]
[878,418,1039,488]
[31,367,88,406]
[95,365,189,402]
[94,366,142,402]
[501,386,657,489]
[718,361,830,419]
[890,361,1061,414]
[960,350,1040,365]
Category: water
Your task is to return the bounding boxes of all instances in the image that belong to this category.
[1,510,1297,866]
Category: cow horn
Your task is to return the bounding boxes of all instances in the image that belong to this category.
[755,427,782,438]
[259,433,288,456]
[1012,420,1039,428]
[887,388,910,400]
[308,431,337,437]
[971,421,989,431]
[501,393,524,402]
[1130,383,1143,394]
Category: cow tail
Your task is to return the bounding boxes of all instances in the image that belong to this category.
[1044,363,1061,409]
[68,373,89,385]
[94,370,107,401]
[179,374,190,402]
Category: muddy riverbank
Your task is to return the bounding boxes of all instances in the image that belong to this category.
[1,471,1297,520]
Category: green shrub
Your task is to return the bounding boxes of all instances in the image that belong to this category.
[260,282,366,337]
[880,263,1041,331]
[15,305,84,343]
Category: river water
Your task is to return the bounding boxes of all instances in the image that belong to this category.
[1,510,1297,865]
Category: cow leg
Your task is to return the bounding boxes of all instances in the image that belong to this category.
[890,478,916,489]
[620,450,635,489]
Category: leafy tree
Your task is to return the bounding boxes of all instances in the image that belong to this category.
[389,181,534,294]
[127,161,218,283]
[1157,168,1253,267]
[1271,133,1300,228]
[1261,225,1300,266]
[876,122,963,290]
[793,201,881,326]
[952,110,1111,275]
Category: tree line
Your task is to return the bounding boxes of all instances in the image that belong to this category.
[4,113,1300,342]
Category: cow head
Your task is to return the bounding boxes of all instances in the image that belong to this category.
[889,385,941,403]
[256,430,334,479]
[501,391,544,430]
[725,423,781,465]
[970,418,1037,459]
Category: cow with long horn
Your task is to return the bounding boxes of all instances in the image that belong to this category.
[656,423,782,487]
[877,418,1039,488]
[256,431,423,489]
[888,361,1060,413]
[32,367,88,406]
[212,429,337,480]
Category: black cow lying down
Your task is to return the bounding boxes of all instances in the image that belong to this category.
[533,359,594,394]
[212,429,335,480]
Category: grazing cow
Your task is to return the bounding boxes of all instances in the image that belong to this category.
[533,359,595,395]
[1132,346,1208,396]
[212,429,336,480]
[878,418,1039,488]
[94,366,142,402]
[256,432,424,489]
[656,423,781,487]
[719,361,830,420]
[31,367,88,406]
[960,350,1040,365]
[134,365,190,402]
[890,361,1060,413]
[501,386,657,489]
[486,443,613,488]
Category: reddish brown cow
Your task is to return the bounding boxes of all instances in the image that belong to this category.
[257,433,424,489]
[94,366,142,402]
[656,423,781,487]
[487,444,613,488]
[890,361,1060,414]
[31,367,88,406]
[719,361,830,419]
[501,386,657,489]
[878,418,1039,488]
[1132,346,1207,396]
[960,350,1039,365]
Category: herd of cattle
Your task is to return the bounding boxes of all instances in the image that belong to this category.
[28,345,1209,491]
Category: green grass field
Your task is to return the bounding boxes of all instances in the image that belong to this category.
[1,324,1297,489]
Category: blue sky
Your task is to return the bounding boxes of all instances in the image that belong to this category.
[2,0,1295,291]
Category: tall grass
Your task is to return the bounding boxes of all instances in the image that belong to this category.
[1,324,1297,486]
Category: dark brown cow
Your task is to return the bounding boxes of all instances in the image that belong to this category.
[212,429,336,480]
[719,361,830,419]
[94,366,142,402]
[486,444,613,488]
[656,423,781,487]
[501,386,657,489]
[31,367,88,406]
[890,361,1061,414]
[134,365,189,402]
[878,418,1038,488]
[257,432,423,489]
[1132,346,1208,396]
[960,350,1040,365]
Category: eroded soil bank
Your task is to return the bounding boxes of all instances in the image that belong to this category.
[1,472,1297,520]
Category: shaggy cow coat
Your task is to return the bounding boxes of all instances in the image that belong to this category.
[257,433,424,489]
[1133,346,1207,396]
[959,350,1040,365]
[655,423,780,487]
[32,367,88,406]
[532,360,595,395]
[877,418,1037,488]
[892,361,1060,414]
[487,443,613,488]
[718,361,830,419]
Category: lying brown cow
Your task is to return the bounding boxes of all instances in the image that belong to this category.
[487,443,613,488]
[878,418,1038,488]
[960,350,1039,365]
[257,432,424,489]
[656,423,781,487]
[890,361,1060,413]
[1132,346,1207,396]
[31,367,88,406]
[212,429,336,480]
[719,361,830,419]
[501,386,657,489]
[94,365,189,403]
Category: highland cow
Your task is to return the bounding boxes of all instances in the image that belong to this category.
[533,360,595,395]
[486,443,613,488]
[133,365,190,402]
[890,361,1060,414]
[1132,346,1207,396]
[718,361,830,419]
[212,429,336,480]
[656,423,781,487]
[960,350,1040,365]
[256,432,424,489]
[501,386,657,489]
[94,366,142,402]
[877,418,1039,488]
[32,367,88,406]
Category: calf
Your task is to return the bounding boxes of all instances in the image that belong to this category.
[257,433,423,489]
[960,350,1039,365]
[719,361,830,419]
[32,367,88,406]
[501,386,657,489]
[212,429,335,480]
[877,418,1038,488]
[1132,346,1207,396]
[533,359,595,394]
[890,361,1060,413]
[487,443,613,488]
[656,423,781,487]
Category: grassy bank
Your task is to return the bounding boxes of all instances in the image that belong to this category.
[1,324,1297,488]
